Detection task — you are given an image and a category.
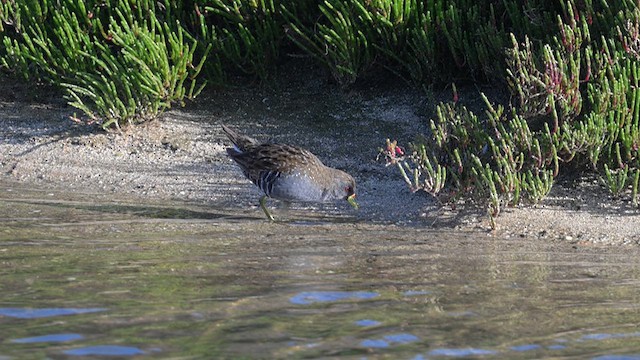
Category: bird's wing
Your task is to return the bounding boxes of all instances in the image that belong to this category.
[228,144,321,181]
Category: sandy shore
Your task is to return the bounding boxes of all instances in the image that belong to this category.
[1,77,639,246]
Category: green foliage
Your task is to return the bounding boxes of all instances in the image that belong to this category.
[3,0,640,221]
[282,0,372,85]
[281,0,570,86]
[0,1,12,33]
[195,0,283,81]
[382,95,557,228]
[382,0,640,225]
[0,0,208,129]
[65,8,209,129]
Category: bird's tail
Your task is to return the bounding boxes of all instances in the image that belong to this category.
[221,124,259,153]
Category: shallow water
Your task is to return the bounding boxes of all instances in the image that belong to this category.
[1,183,640,359]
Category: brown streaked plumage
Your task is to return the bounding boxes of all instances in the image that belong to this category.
[222,124,358,220]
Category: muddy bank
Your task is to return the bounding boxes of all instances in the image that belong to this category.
[1,76,639,245]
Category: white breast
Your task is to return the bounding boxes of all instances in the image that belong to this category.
[269,171,326,202]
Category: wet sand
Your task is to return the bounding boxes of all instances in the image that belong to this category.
[1,75,639,245]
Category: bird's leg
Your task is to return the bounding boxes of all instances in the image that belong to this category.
[260,195,275,221]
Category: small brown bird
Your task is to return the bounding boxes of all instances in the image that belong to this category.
[222,124,358,220]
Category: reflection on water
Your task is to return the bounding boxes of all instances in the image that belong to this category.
[0,307,106,319]
[510,344,542,352]
[2,184,640,358]
[289,291,379,305]
[593,356,640,360]
[63,345,146,356]
[355,319,381,327]
[580,332,640,341]
[426,348,499,357]
[361,333,420,348]
[11,333,84,343]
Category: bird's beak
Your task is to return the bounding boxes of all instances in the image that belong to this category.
[347,193,358,210]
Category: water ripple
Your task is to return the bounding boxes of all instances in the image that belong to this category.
[0,307,106,319]
[289,291,379,305]
[427,348,499,357]
[360,333,419,348]
[355,319,381,327]
[11,333,83,343]
[63,345,145,356]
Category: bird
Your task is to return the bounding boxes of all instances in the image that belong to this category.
[221,124,358,221]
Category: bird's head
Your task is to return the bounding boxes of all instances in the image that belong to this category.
[326,169,358,210]
[346,190,358,210]
[342,175,358,210]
